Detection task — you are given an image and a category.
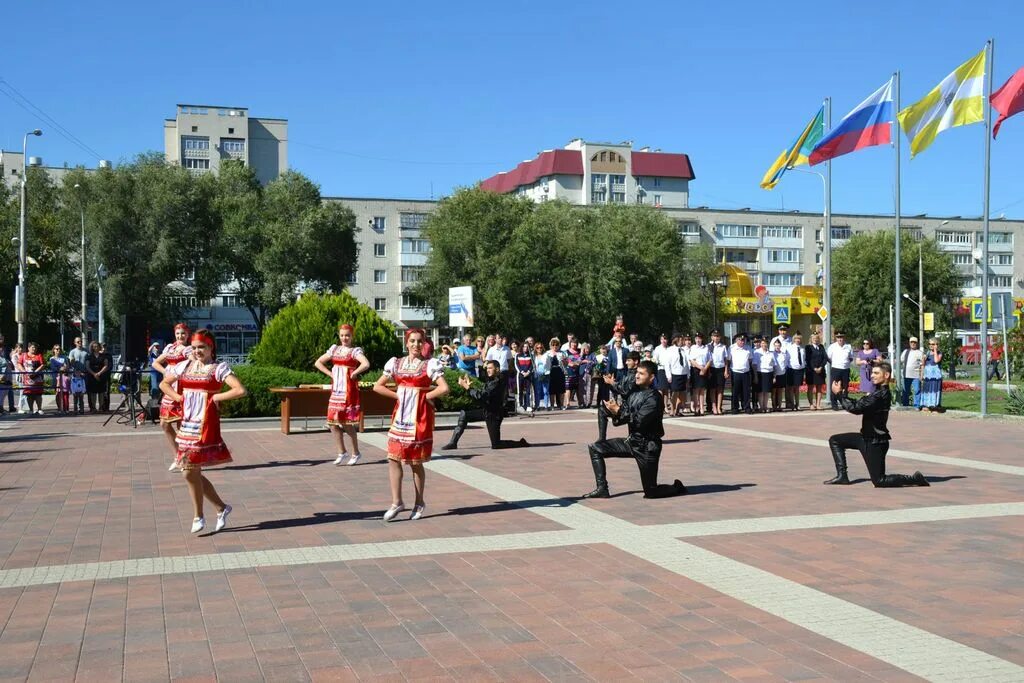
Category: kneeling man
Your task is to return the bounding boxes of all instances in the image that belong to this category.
[443,361,529,450]
[583,360,687,499]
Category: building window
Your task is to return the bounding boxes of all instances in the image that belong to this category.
[373,243,386,257]
[990,253,1013,265]
[401,238,431,254]
[227,127,235,135]
[977,231,1013,244]
[182,137,210,150]
[762,225,802,239]
[609,174,625,187]
[677,222,700,236]
[346,272,358,284]
[611,192,625,203]
[402,291,428,308]
[373,270,387,284]
[762,273,803,286]
[902,226,923,240]
[937,231,971,244]
[653,194,662,206]
[221,295,241,308]
[831,226,852,240]
[221,139,245,153]
[958,276,977,288]
[953,253,973,265]
[989,275,1013,288]
[717,224,759,238]
[766,249,800,263]
[183,158,210,170]
[399,212,429,230]
[401,267,424,283]
[372,216,386,232]
[653,177,661,187]
[374,298,387,312]
[815,253,821,264]
[190,126,198,133]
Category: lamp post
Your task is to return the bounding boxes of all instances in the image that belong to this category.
[700,272,730,332]
[16,129,43,344]
[96,263,107,345]
[74,183,89,346]
[941,295,957,379]
[917,240,925,346]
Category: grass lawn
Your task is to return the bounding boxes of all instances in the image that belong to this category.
[847,389,1017,415]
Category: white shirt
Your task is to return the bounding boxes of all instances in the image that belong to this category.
[770,334,793,351]
[902,348,925,378]
[786,343,805,370]
[652,344,670,370]
[486,345,511,372]
[827,342,854,370]
[664,346,686,376]
[757,349,777,373]
[729,346,752,373]
[688,344,710,369]
[710,343,730,369]
[772,350,788,375]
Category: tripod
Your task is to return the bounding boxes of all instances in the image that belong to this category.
[104,365,146,428]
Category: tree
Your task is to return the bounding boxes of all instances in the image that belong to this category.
[831,231,961,346]
[215,163,358,333]
[416,187,708,341]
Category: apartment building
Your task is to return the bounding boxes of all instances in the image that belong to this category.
[0,150,109,191]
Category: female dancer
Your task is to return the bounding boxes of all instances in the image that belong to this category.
[314,324,370,465]
[373,329,449,522]
[17,343,45,415]
[153,324,193,471]
[159,329,247,533]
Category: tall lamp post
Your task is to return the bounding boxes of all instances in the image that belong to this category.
[700,272,730,332]
[16,129,43,344]
[74,183,89,346]
[96,263,107,345]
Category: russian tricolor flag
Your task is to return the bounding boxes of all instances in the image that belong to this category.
[809,79,894,166]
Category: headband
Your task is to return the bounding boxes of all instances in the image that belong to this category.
[338,324,354,334]
[174,323,191,334]
[191,332,215,349]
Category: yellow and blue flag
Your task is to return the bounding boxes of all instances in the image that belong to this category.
[760,106,825,190]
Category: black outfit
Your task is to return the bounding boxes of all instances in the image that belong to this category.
[597,368,635,441]
[584,385,686,499]
[85,353,107,412]
[826,384,929,487]
[443,377,527,450]
[805,343,826,387]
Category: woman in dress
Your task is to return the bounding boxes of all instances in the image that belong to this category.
[919,338,944,411]
[18,343,46,415]
[562,340,582,409]
[547,338,566,410]
[531,341,550,410]
[855,339,881,392]
[314,324,370,466]
[159,329,246,534]
[373,329,449,522]
[49,345,70,414]
[805,332,827,410]
[514,341,534,413]
[153,324,194,470]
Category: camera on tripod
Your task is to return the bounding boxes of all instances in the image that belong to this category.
[105,359,150,428]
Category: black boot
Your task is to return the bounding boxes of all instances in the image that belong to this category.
[877,471,930,487]
[582,446,609,498]
[824,442,850,485]
[674,479,687,495]
[441,412,468,450]
[597,406,608,442]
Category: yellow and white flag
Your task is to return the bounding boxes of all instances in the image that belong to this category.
[898,47,986,157]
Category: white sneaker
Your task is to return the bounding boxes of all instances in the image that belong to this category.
[215,505,232,532]
[347,453,362,466]
[383,503,406,522]
[35,410,43,416]
[410,504,425,520]
[334,453,348,466]
[526,406,533,413]
[190,517,205,533]
[168,461,180,472]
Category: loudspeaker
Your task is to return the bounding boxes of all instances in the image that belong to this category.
[145,397,161,423]
[121,314,149,363]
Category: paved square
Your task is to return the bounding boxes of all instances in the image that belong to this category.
[0,408,1021,681]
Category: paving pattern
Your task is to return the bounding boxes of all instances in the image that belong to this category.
[0,406,1021,681]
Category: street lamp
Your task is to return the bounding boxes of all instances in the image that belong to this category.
[16,128,42,344]
[96,263,108,344]
[941,294,957,379]
[74,183,89,346]
[700,271,730,332]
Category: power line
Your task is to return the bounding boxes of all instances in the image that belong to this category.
[0,77,103,160]
[290,140,502,167]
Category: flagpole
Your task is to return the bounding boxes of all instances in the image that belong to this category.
[823,97,833,373]
[893,71,903,391]
[980,39,994,416]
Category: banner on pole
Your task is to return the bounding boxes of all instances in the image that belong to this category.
[448,286,474,328]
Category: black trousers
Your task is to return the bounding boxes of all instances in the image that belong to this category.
[829,431,889,485]
[454,409,524,449]
[596,401,624,441]
[588,438,681,498]
[730,372,751,412]
[830,367,850,407]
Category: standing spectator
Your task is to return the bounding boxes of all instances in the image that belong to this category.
[592,345,609,407]
[10,344,26,413]
[514,342,535,413]
[0,336,11,413]
[755,338,776,414]
[729,335,753,414]
[664,336,687,416]
[531,341,550,410]
[785,332,805,411]
[651,334,672,413]
[438,344,453,370]
[900,337,924,408]
[678,335,693,412]
[855,339,881,393]
[559,333,577,353]
[826,331,854,410]
[68,337,89,378]
[577,343,596,408]
[478,335,494,380]
[687,332,711,416]
[546,338,566,410]
[18,342,46,415]
[85,342,108,413]
[563,340,582,409]
[485,334,512,385]
[708,331,730,415]
[805,332,827,410]
[919,339,944,411]
[455,334,478,375]
[771,339,788,411]
[49,345,70,414]
[98,343,113,411]
[147,342,163,399]
[70,368,86,415]
[608,338,628,383]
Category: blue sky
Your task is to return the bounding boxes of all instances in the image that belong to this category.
[3,1,1024,218]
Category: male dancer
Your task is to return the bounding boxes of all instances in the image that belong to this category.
[443,361,529,450]
[597,351,640,441]
[583,360,686,499]
[824,361,929,487]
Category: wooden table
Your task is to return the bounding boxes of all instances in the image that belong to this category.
[269,385,398,435]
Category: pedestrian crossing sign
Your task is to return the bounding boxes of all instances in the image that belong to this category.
[773,303,790,325]
[971,301,990,323]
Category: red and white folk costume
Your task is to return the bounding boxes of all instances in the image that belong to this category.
[168,359,234,468]
[326,344,365,425]
[383,356,445,464]
[159,341,193,423]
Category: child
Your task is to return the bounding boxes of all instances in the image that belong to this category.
[70,370,86,415]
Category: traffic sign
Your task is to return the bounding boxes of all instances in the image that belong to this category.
[817,306,829,322]
[971,301,990,324]
[923,312,934,331]
[773,304,790,325]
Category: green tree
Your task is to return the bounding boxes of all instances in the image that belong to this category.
[215,163,358,332]
[416,187,707,341]
[249,292,401,371]
[831,231,961,345]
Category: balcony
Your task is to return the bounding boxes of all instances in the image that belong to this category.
[400,306,435,321]
[714,234,759,248]
[399,253,428,266]
[761,261,803,273]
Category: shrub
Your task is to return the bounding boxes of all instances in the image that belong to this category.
[1007,388,1024,416]
[249,292,402,372]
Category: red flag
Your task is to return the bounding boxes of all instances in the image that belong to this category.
[990,67,1024,139]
